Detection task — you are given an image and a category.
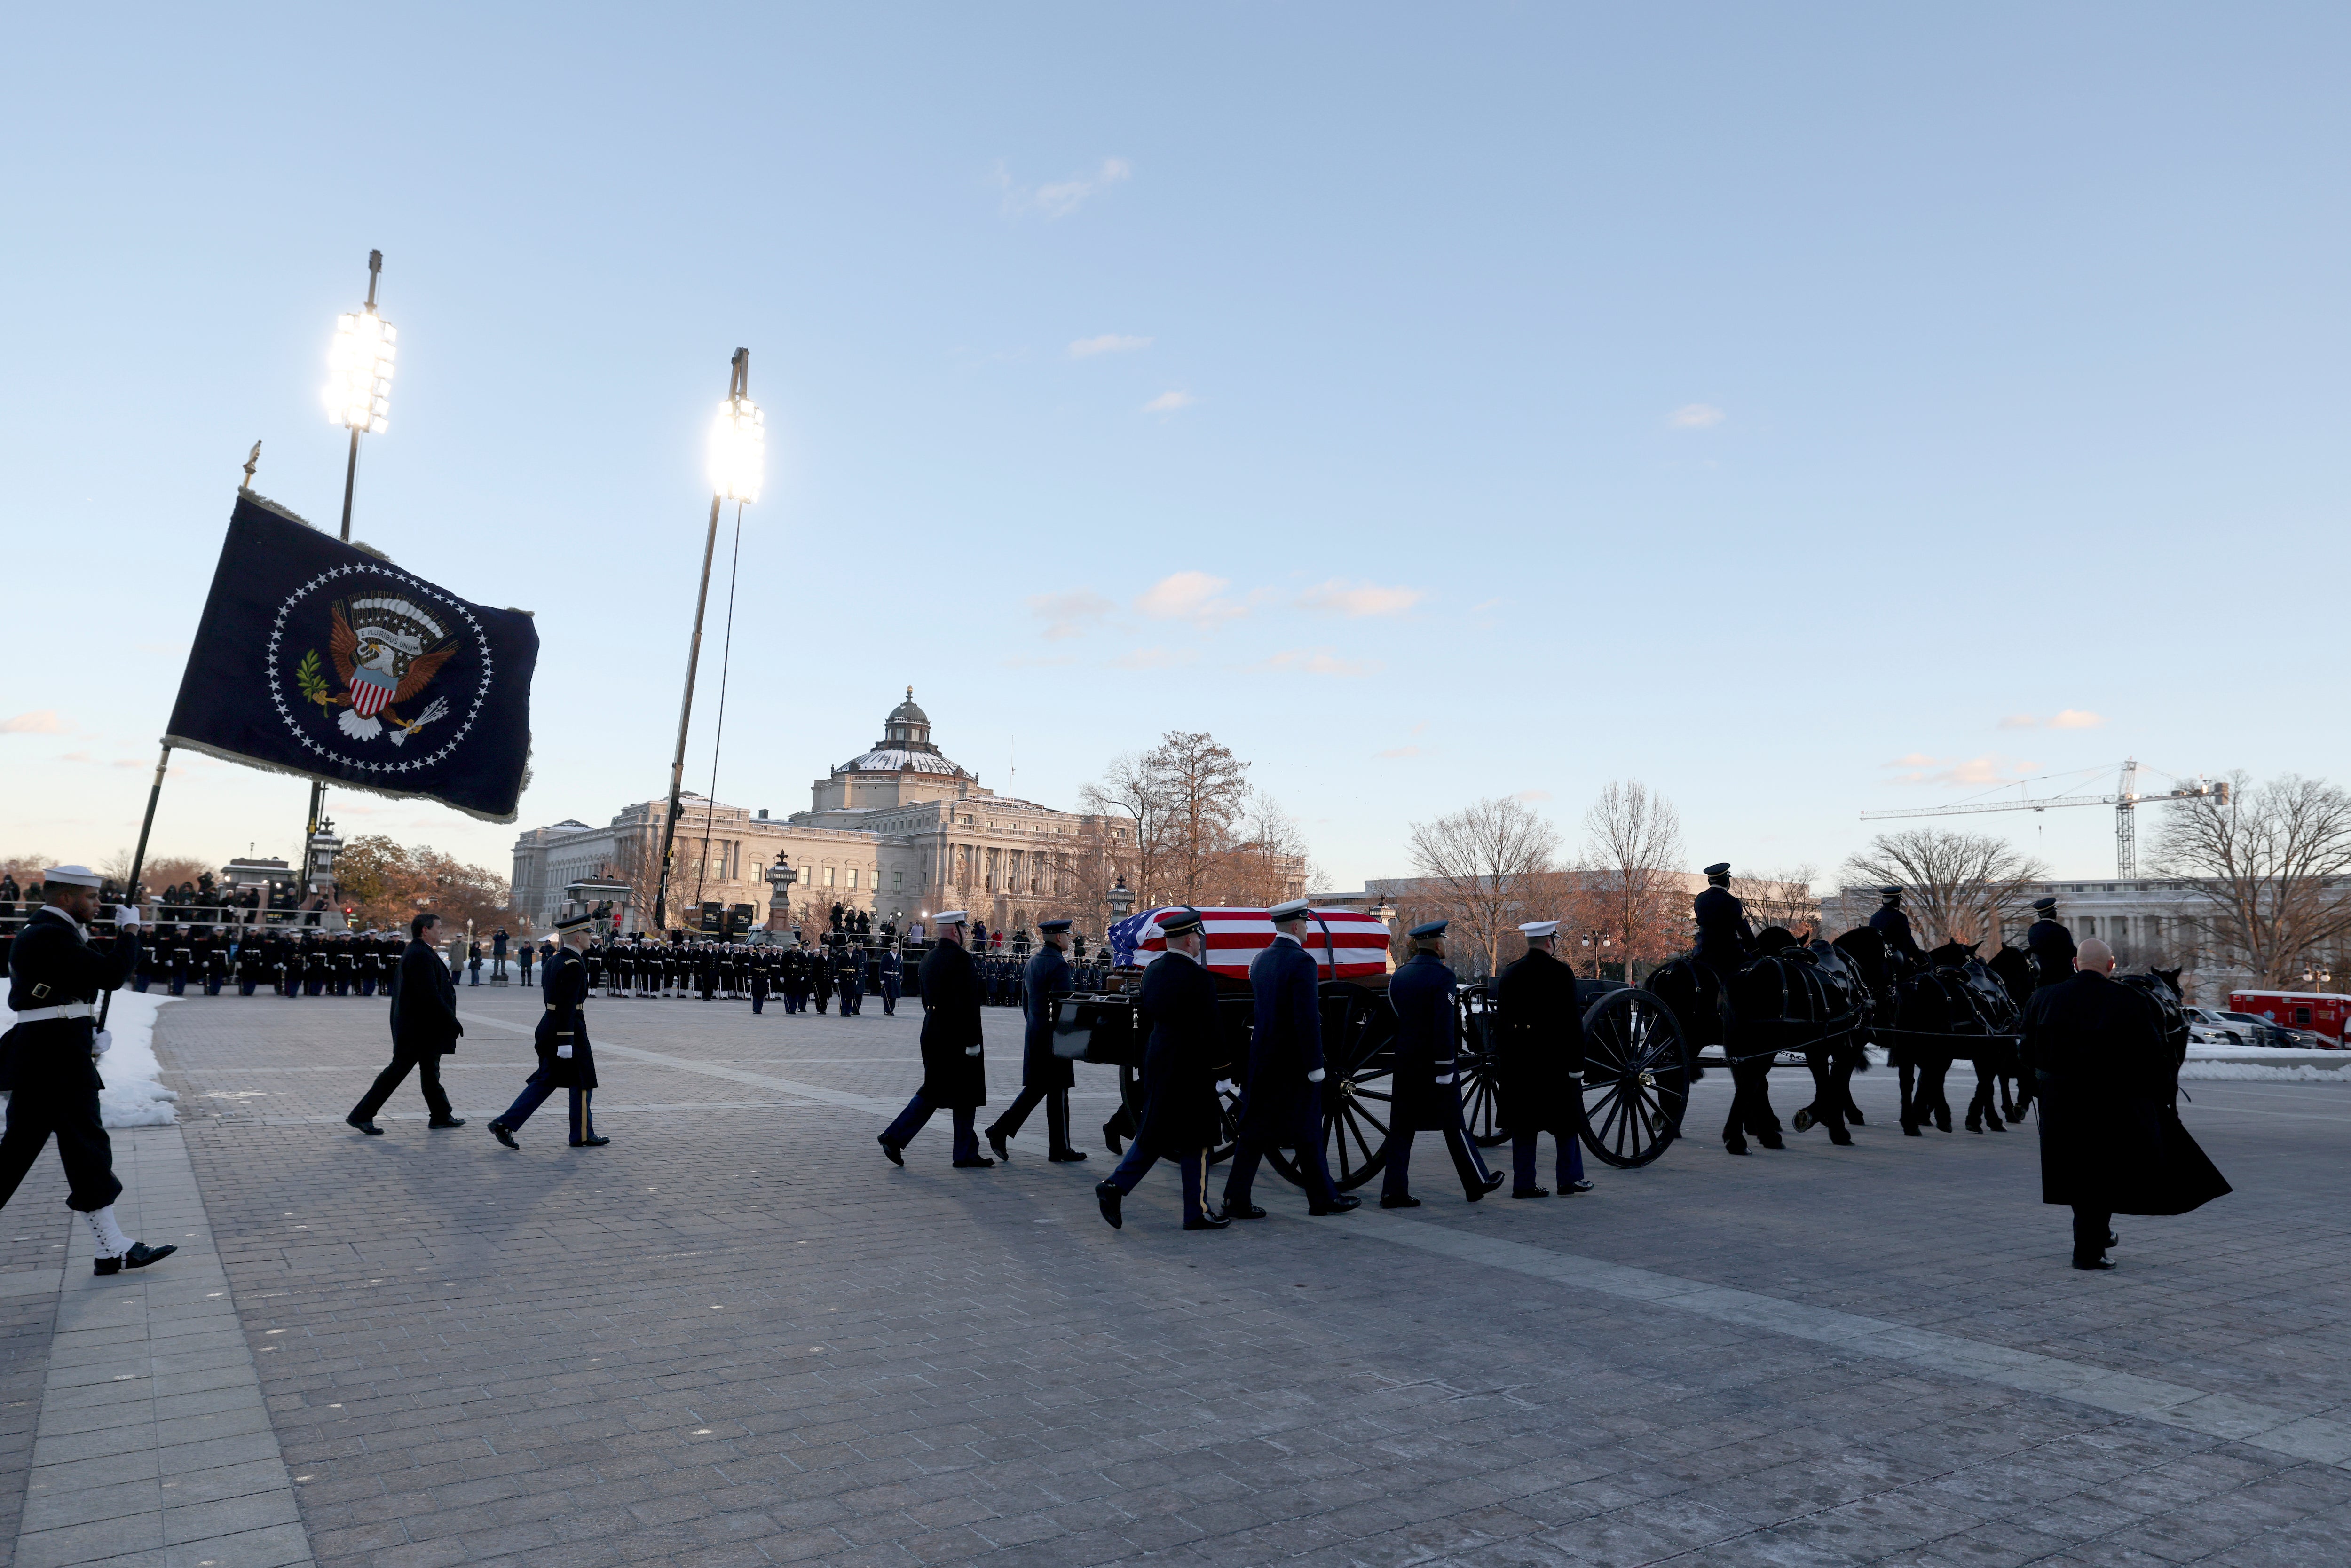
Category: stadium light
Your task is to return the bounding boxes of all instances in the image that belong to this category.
[708,387,765,503]
[324,306,396,434]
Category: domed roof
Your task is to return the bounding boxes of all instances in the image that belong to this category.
[835,686,968,779]
[888,686,929,727]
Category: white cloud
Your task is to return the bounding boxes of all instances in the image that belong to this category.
[1027,589,1117,641]
[1251,647,1379,678]
[1113,646,1197,671]
[1514,789,1554,804]
[1,710,67,734]
[1376,745,1425,760]
[1997,709,2106,731]
[1069,334,1152,359]
[1883,754,2043,787]
[1668,403,1725,429]
[998,157,1132,219]
[1297,579,1425,618]
[1136,571,1249,627]
[1143,390,1197,414]
[1996,715,2037,730]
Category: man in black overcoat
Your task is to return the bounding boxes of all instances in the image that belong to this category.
[1696,862,1781,1154]
[489,909,608,1148]
[2026,937,2229,1269]
[879,912,991,1167]
[347,911,468,1135]
[1222,899,1354,1218]
[0,867,176,1274]
[1379,921,1504,1207]
[985,919,1086,1160]
[2024,897,2075,988]
[1095,910,1229,1230]
[1494,920,1592,1198]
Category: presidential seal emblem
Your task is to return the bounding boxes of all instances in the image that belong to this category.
[264,562,497,779]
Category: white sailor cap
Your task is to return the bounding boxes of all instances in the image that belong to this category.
[1520,920,1560,939]
[932,910,968,927]
[42,865,102,889]
[1268,898,1312,922]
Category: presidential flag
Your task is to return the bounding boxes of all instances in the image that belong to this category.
[164,490,538,823]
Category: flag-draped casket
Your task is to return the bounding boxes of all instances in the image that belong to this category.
[1108,906,1392,983]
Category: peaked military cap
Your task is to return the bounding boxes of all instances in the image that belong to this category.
[2030,897,2059,915]
[1520,920,1560,938]
[1409,919,1449,940]
[932,910,968,927]
[1701,862,1732,880]
[1038,918,1073,933]
[1267,898,1312,922]
[552,910,598,933]
[1879,886,1904,901]
[1157,909,1205,938]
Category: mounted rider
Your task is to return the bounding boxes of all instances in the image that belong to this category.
[2025,897,2076,987]
[1696,863,1782,1155]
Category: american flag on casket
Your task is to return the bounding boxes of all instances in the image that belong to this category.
[1108,906,1392,981]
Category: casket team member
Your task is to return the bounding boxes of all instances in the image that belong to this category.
[488,909,608,1149]
[1380,920,1504,1207]
[2025,937,2229,1270]
[879,912,992,1167]
[1493,920,1592,1198]
[346,911,467,1135]
[1095,910,1228,1230]
[986,918,1086,1162]
[1223,899,1354,1219]
[0,867,176,1274]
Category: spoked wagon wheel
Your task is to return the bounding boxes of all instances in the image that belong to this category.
[1577,987,1691,1169]
[1269,983,1394,1192]
[1457,995,1508,1148]
[1115,1064,1242,1166]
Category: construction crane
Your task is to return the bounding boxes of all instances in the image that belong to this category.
[1860,758,2229,879]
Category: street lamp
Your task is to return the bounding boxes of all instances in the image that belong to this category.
[1106,877,1135,923]
[1579,928,1613,979]
[765,852,796,932]
[654,348,762,934]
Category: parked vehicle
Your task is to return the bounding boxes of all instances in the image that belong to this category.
[2227,990,2349,1045]
[2217,1010,2304,1049]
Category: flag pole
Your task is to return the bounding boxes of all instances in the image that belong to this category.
[97,740,173,1031]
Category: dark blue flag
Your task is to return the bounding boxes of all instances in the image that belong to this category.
[164,490,538,823]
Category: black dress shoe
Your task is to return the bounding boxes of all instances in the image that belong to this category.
[1901,1123,1923,1137]
[1562,1179,1595,1193]
[1513,1187,1551,1199]
[93,1241,176,1276]
[1308,1194,1362,1216]
[1934,1109,1952,1133]
[570,1135,611,1147]
[1225,1202,1269,1220]
[1102,1120,1124,1156]
[1379,1194,1421,1209]
[346,1114,384,1135]
[2106,1230,2120,1247]
[1096,1181,1123,1229]
[489,1122,519,1150]
[986,1129,1011,1161]
[1183,1209,1232,1230]
[428,1116,466,1129]
[2073,1256,2117,1271]
[1463,1170,1504,1203]
[1846,1108,1865,1125]
[1048,1149,1089,1163]
[953,1157,996,1169]
[878,1136,904,1166]
[1725,1142,1751,1156]
[1985,1117,2005,1132]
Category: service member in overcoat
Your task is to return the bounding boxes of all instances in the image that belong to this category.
[1696,863,1782,1154]
[1095,911,1229,1230]
[2024,897,2075,987]
[984,919,1086,1162]
[1222,899,1353,1218]
[0,867,176,1273]
[877,943,902,1016]
[836,944,865,1016]
[749,951,771,1014]
[489,910,608,1148]
[346,911,468,1135]
[1379,921,1505,1208]
[2025,937,2229,1269]
[811,941,834,1014]
[879,912,992,1166]
[1494,920,1593,1198]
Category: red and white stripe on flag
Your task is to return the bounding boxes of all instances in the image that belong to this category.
[1127,906,1391,980]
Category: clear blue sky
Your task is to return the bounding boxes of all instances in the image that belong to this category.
[3,4,2343,894]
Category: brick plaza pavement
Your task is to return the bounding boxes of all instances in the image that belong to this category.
[8,985,2350,1568]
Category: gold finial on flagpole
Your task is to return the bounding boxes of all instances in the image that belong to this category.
[241,440,261,490]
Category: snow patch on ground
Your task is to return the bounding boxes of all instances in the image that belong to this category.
[1,990,180,1127]
[2179,1060,2351,1085]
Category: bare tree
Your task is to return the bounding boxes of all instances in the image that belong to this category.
[1218,794,1314,908]
[1842,829,2046,948]
[1408,797,1564,977]
[1733,865,1821,937]
[1081,731,1253,908]
[1581,781,1688,970]
[2154,773,2351,985]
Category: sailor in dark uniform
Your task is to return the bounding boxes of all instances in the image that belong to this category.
[811,940,834,1014]
[877,943,902,1016]
[1696,862,1780,1153]
[985,918,1086,1162]
[0,867,176,1274]
[1223,899,1354,1218]
[1494,920,1591,1197]
[749,949,772,1014]
[489,909,607,1149]
[836,943,865,1016]
[879,912,992,1167]
[1094,910,1229,1230]
[1380,921,1505,1207]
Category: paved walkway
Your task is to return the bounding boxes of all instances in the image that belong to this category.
[7,987,2347,1567]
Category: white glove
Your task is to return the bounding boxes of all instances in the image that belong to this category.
[114,907,141,931]
[965,1044,982,1056]
[1307,1068,1326,1083]
[90,1030,113,1059]
[556,1044,573,1059]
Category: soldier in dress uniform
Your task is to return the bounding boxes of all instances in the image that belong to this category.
[1380,921,1505,1207]
[1696,862,1781,1154]
[0,867,176,1273]
[985,918,1086,1163]
[2025,897,2075,988]
[779,941,808,1013]
[166,924,192,996]
[1094,910,1229,1230]
[1870,886,1924,962]
[1494,920,1593,1198]
[811,940,834,1014]
[877,942,902,1016]
[236,930,266,996]
[749,949,772,1014]
[836,943,865,1016]
[878,912,992,1168]
[1222,899,1354,1218]
[517,936,536,987]
[200,928,228,995]
[489,909,608,1149]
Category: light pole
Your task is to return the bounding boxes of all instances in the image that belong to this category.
[302,250,397,879]
[765,853,796,935]
[654,348,764,935]
[1579,928,1612,979]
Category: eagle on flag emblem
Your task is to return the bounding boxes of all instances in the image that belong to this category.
[294,594,460,745]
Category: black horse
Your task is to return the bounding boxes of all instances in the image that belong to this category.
[2117,966,2190,1069]
[1985,945,2036,1119]
[1647,927,1865,1152]
[1893,941,2021,1135]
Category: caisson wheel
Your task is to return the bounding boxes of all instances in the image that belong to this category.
[1457,992,1508,1148]
[1116,1062,1242,1166]
[1268,982,1394,1192]
[1577,987,1691,1169]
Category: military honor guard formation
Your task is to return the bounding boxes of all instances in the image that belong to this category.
[1,851,2230,1275]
